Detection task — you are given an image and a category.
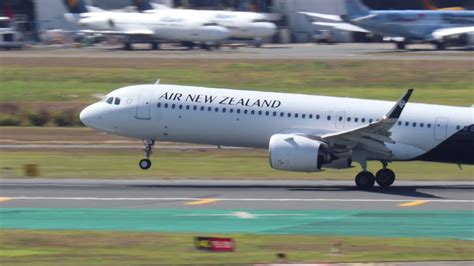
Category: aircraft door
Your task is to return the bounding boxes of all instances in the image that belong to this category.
[336,111,346,129]
[434,117,448,141]
[135,89,153,120]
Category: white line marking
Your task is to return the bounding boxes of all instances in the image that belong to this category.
[1,196,473,203]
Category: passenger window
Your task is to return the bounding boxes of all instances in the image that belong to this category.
[114,98,121,105]
[302,114,306,119]
[273,111,277,117]
[288,113,291,118]
[369,119,373,123]
[309,114,313,119]
[172,104,176,109]
[237,109,241,114]
[355,118,358,122]
[200,106,205,111]
[405,122,409,126]
[398,121,402,126]
[230,109,234,113]
[413,122,417,127]
[244,110,248,114]
[420,123,424,128]
[164,103,169,108]
[157,103,161,108]
[361,118,365,123]
[179,105,183,109]
[193,106,197,111]
[316,115,320,120]
[258,111,262,115]
[280,112,284,117]
[338,117,343,122]
[427,123,431,128]
[222,108,226,113]
[295,114,299,118]
[327,116,331,121]
[215,107,219,112]
[347,117,351,122]
[265,111,269,116]
[106,97,113,104]
[456,125,460,130]
[251,110,255,115]
[208,107,212,111]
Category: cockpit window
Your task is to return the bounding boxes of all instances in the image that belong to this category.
[106,97,114,104]
[203,22,218,26]
[114,97,121,105]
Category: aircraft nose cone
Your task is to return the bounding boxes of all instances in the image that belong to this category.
[207,26,230,41]
[259,22,277,37]
[79,106,93,127]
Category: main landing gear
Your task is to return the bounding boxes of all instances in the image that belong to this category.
[139,139,155,170]
[355,161,396,190]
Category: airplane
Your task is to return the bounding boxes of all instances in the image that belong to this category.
[63,0,230,50]
[300,0,474,50]
[422,0,465,11]
[135,0,277,48]
[79,83,473,190]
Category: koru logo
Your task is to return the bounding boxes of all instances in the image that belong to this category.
[398,100,406,108]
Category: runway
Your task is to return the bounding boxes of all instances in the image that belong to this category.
[1,179,473,239]
[1,179,472,210]
[1,43,472,61]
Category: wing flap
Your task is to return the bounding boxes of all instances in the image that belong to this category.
[299,12,342,22]
[315,22,369,33]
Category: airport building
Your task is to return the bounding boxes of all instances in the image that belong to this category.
[1,0,473,42]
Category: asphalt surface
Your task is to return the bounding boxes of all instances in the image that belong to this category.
[1,179,472,210]
[1,43,472,61]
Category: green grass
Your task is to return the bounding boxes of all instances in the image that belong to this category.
[1,60,474,106]
[0,150,472,180]
[0,230,472,265]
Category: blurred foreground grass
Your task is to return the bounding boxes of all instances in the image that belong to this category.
[1,150,472,180]
[1,230,473,265]
[1,60,473,106]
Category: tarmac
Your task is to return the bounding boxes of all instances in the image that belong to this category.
[0,43,472,61]
[0,179,473,240]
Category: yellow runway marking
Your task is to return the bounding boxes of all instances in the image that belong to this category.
[398,200,430,207]
[0,197,11,203]
[186,198,220,205]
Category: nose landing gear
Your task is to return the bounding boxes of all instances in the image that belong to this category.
[139,139,155,170]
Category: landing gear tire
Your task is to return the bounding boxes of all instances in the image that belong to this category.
[124,42,132,50]
[151,42,160,50]
[139,139,155,170]
[139,159,152,170]
[435,42,445,50]
[375,168,395,188]
[355,171,375,190]
[396,42,406,50]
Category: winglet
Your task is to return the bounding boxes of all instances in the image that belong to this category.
[385,89,414,119]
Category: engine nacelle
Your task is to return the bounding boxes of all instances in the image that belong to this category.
[269,134,333,172]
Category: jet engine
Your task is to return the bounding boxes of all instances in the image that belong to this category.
[269,134,334,172]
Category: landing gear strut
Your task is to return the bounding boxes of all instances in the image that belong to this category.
[354,161,396,189]
[139,139,155,170]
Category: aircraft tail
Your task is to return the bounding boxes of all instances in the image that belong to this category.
[63,0,89,14]
[133,0,154,12]
[344,0,371,17]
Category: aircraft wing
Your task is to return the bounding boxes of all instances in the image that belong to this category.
[310,89,414,157]
[315,22,369,33]
[431,26,474,41]
[299,12,342,22]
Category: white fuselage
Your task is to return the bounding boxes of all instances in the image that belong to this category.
[145,9,277,40]
[75,11,230,42]
[80,84,473,164]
